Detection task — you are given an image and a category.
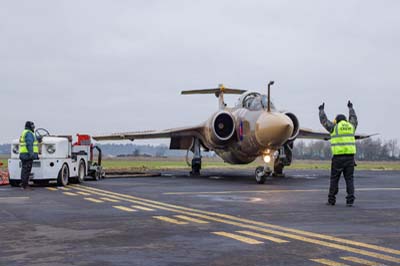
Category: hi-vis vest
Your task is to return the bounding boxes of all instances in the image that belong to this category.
[330,121,356,155]
[19,129,39,154]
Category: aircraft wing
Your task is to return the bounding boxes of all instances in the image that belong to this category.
[298,128,376,141]
[93,125,206,150]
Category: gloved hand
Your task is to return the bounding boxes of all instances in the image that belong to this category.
[347,100,353,108]
[318,102,325,111]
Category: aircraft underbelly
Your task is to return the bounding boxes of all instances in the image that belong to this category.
[214,149,257,164]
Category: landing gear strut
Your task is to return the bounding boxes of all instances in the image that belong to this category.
[190,138,202,176]
[273,142,293,177]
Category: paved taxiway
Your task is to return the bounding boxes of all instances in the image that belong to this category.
[1,169,400,266]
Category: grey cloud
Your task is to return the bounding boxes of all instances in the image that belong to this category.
[1,0,399,143]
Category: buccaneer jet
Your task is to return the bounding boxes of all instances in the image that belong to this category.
[94,82,371,184]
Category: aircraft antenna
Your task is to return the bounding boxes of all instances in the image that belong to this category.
[267,81,274,112]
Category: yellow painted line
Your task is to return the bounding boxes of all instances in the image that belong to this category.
[174,215,209,224]
[212,232,263,245]
[153,216,188,225]
[132,205,154,211]
[341,256,385,265]
[76,191,91,196]
[73,185,400,255]
[70,185,400,263]
[46,187,58,191]
[164,189,324,195]
[59,187,71,191]
[164,188,400,195]
[310,259,348,266]
[236,231,289,243]
[113,206,136,212]
[100,197,120,203]
[84,197,104,203]
[63,192,78,196]
[358,188,400,191]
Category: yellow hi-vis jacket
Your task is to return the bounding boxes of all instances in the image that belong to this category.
[330,121,356,155]
[19,129,39,154]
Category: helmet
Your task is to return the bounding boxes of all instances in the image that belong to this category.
[334,114,347,124]
[25,121,35,131]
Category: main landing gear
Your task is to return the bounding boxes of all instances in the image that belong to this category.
[189,138,202,176]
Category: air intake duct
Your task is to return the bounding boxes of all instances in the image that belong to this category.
[206,111,236,146]
[285,112,300,141]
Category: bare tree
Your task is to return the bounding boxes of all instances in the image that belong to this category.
[387,139,399,158]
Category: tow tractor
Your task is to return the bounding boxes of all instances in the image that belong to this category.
[8,129,105,187]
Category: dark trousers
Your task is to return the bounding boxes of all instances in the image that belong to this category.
[20,160,33,188]
[328,155,355,204]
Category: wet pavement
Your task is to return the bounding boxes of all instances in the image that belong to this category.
[1,169,399,266]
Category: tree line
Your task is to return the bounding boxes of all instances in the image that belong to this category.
[1,138,399,161]
[293,138,399,161]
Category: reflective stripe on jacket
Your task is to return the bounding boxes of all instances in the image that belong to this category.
[19,129,39,154]
[330,121,356,155]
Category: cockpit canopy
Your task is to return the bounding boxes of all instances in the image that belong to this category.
[236,92,276,111]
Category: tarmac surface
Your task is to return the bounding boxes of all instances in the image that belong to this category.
[1,169,400,266]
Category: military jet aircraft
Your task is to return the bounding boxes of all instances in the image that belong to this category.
[93,82,371,184]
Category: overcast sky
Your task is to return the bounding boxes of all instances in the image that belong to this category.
[1,1,399,144]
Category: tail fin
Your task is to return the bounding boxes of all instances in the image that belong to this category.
[181,84,247,110]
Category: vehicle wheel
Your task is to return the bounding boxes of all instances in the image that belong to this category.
[76,160,85,184]
[57,164,69,186]
[9,180,21,187]
[255,166,270,184]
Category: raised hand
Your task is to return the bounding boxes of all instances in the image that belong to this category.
[319,102,325,111]
[347,100,353,108]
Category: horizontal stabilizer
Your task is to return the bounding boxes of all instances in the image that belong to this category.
[181,88,247,96]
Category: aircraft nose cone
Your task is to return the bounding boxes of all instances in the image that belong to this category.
[255,112,294,148]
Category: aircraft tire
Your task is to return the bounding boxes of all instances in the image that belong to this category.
[255,166,267,184]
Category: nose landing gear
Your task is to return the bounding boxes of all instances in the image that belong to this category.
[255,165,272,184]
[273,141,294,177]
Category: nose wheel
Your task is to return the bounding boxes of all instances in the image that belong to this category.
[255,166,272,184]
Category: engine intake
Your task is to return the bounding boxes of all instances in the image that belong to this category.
[285,112,300,141]
[206,111,236,146]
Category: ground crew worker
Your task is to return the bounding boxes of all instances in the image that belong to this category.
[19,121,39,190]
[319,101,358,207]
